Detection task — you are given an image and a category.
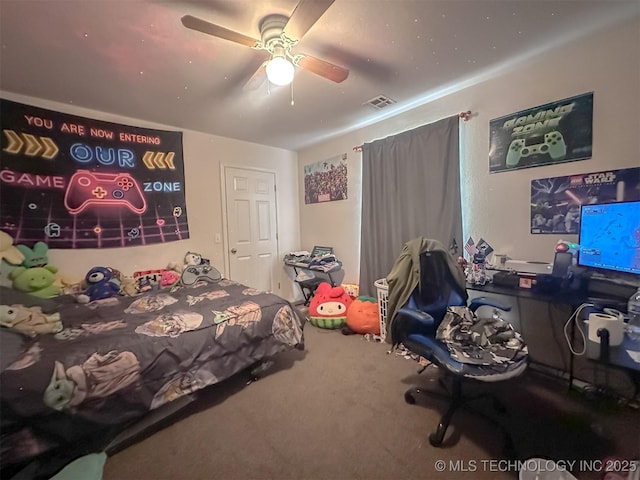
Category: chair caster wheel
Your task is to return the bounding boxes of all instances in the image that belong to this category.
[404,392,416,404]
[429,432,443,447]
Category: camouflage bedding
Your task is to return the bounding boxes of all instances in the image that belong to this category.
[0,280,305,477]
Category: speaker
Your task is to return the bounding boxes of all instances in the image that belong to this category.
[552,251,573,278]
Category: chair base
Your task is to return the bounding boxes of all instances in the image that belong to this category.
[405,375,517,457]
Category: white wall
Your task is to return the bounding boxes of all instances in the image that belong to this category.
[0,92,301,301]
[297,17,640,290]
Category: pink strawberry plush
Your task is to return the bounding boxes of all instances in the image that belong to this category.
[308,282,353,329]
[160,270,181,288]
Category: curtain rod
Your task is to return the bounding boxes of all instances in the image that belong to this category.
[352,111,472,152]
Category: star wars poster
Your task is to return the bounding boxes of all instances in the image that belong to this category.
[530,167,640,234]
[490,92,593,173]
[303,154,348,204]
[0,99,189,248]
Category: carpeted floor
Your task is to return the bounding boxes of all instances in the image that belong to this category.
[103,321,639,480]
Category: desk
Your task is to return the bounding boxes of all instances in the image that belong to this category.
[584,328,640,368]
[467,282,640,395]
[467,281,590,306]
[284,260,342,305]
[582,317,640,397]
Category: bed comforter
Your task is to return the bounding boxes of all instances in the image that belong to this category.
[0,280,305,477]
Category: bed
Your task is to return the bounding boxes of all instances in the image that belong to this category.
[0,279,305,479]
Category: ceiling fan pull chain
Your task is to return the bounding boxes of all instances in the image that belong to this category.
[290,81,295,106]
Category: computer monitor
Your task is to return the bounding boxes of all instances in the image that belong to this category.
[578,200,640,276]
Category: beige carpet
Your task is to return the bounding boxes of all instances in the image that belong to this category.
[103,323,639,480]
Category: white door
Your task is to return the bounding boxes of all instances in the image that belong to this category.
[223,166,278,292]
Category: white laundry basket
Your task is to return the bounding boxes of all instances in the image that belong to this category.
[374,278,388,341]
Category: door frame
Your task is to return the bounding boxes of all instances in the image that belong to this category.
[220,164,281,294]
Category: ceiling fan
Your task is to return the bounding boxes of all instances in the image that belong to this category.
[181,0,349,89]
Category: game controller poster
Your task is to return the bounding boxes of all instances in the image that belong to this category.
[0,99,190,248]
[530,167,640,234]
[489,92,593,173]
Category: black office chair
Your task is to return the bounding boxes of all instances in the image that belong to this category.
[390,249,528,453]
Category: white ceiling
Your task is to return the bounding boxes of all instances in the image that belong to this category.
[1,0,638,151]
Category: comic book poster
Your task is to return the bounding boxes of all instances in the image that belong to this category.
[530,167,640,234]
[303,154,348,204]
[0,99,189,248]
[490,93,593,173]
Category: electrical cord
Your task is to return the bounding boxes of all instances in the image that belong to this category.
[548,302,569,372]
[563,302,595,356]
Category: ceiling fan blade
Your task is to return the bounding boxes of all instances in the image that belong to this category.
[297,54,349,83]
[283,0,335,40]
[181,15,259,48]
[243,62,268,91]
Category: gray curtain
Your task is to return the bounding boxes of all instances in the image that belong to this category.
[359,116,462,296]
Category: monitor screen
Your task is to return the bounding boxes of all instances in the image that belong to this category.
[578,201,640,275]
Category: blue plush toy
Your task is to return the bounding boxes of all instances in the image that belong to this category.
[77,266,121,303]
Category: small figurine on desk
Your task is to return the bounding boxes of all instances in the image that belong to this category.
[466,252,488,286]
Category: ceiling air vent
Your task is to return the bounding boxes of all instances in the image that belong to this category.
[364,95,396,110]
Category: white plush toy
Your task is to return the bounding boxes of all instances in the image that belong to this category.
[0,231,25,287]
[168,251,210,274]
[184,251,209,266]
[0,231,25,266]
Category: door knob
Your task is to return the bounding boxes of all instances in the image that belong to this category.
[231,248,237,254]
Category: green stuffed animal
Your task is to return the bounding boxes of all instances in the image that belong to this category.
[16,241,50,268]
[10,265,61,298]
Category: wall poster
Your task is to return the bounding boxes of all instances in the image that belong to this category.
[0,99,189,249]
[303,154,348,204]
[530,167,640,234]
[489,92,593,173]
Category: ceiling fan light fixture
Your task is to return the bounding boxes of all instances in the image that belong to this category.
[266,56,295,86]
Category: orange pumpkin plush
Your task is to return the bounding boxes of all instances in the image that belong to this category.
[308,282,353,329]
[346,296,380,335]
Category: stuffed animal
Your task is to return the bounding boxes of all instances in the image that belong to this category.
[0,231,25,287]
[57,276,84,296]
[184,251,210,267]
[308,282,353,329]
[10,265,61,298]
[77,267,121,303]
[0,304,62,336]
[345,296,380,335]
[0,231,25,266]
[160,270,181,289]
[16,241,50,268]
[119,277,139,296]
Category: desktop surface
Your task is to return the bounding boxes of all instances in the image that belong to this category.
[468,280,640,374]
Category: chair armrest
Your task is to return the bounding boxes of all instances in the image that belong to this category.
[395,307,437,339]
[469,296,511,313]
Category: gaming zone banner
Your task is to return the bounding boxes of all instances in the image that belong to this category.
[530,167,640,234]
[0,99,189,248]
[489,92,593,173]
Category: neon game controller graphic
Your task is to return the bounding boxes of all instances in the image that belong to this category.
[506,131,567,168]
[64,170,147,215]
